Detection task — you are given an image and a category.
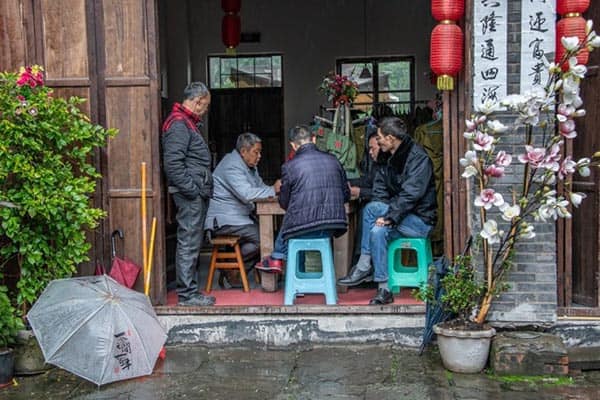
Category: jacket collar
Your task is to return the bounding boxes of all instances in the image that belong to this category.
[294,142,317,155]
[388,136,414,171]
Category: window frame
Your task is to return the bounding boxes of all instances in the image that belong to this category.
[207,53,283,90]
[336,55,415,113]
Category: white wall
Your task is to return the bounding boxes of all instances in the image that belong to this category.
[162,0,436,133]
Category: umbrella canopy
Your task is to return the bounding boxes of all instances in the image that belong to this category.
[27,275,167,386]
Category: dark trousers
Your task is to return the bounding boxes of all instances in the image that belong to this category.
[173,193,207,301]
[214,223,260,271]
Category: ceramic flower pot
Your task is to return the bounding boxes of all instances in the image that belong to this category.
[433,322,496,373]
[0,348,15,387]
[13,329,52,375]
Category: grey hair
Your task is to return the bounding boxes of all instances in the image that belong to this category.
[236,132,262,152]
[288,125,313,145]
[183,82,209,101]
[377,116,410,141]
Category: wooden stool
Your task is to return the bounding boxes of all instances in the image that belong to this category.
[205,235,249,293]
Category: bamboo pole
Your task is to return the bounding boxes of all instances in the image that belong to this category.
[141,162,148,283]
[145,217,157,296]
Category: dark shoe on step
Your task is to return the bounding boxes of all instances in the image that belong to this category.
[369,288,394,305]
[178,294,216,306]
[337,265,373,286]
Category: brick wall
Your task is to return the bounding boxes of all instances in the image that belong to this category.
[470,0,557,324]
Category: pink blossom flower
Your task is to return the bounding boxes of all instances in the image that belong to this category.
[558,156,577,179]
[484,164,505,178]
[472,131,494,151]
[542,142,562,171]
[474,188,505,210]
[495,151,512,167]
[16,66,44,88]
[559,119,577,139]
[518,145,546,169]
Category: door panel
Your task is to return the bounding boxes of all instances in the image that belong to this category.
[40,0,89,79]
[209,88,284,184]
[100,0,164,302]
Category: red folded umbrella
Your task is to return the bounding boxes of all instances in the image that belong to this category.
[108,229,141,288]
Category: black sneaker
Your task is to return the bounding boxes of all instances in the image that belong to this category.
[178,294,216,306]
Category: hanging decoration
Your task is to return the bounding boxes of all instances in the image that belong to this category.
[556,0,590,69]
[221,0,241,54]
[429,0,465,91]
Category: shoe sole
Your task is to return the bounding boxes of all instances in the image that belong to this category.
[337,275,373,286]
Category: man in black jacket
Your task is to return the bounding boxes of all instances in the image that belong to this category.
[257,125,350,271]
[162,82,215,307]
[338,117,437,305]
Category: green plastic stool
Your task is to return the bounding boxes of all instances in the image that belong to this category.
[387,237,432,294]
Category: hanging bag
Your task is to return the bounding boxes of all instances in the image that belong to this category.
[325,103,360,179]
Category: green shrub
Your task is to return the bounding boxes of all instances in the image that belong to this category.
[0,66,117,310]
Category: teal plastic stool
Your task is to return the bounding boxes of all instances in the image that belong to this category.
[284,237,338,305]
[387,237,432,294]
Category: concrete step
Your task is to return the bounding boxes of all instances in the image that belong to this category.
[568,346,600,371]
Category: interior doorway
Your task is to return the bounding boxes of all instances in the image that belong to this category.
[157,0,442,306]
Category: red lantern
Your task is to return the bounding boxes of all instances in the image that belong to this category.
[431,0,465,22]
[430,22,463,91]
[221,0,241,14]
[556,16,589,69]
[222,14,241,49]
[557,0,589,16]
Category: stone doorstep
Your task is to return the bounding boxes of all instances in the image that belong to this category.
[490,331,569,376]
[568,347,600,371]
[158,310,427,347]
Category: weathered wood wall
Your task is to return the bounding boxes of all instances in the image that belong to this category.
[0,0,166,304]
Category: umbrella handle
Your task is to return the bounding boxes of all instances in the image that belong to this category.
[111,229,124,258]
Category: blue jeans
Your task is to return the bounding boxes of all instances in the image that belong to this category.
[360,201,433,282]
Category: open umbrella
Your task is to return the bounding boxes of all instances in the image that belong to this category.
[27,275,167,385]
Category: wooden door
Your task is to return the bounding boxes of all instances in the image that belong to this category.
[0,0,166,304]
[96,0,164,303]
[570,4,600,307]
[209,88,284,183]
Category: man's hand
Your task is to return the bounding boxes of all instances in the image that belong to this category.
[350,186,360,199]
[375,217,391,227]
[273,179,282,194]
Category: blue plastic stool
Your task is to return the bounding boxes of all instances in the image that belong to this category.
[387,237,432,294]
[284,237,338,305]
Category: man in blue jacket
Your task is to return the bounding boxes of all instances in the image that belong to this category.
[162,82,215,307]
[338,117,437,305]
[258,125,350,270]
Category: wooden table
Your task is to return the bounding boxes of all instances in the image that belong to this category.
[254,197,358,292]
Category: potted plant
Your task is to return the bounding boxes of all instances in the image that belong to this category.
[0,285,23,386]
[0,66,116,373]
[419,22,600,373]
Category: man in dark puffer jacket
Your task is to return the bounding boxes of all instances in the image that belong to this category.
[162,82,215,307]
[338,117,437,305]
[258,125,350,270]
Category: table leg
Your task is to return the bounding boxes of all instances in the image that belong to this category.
[258,215,274,260]
[334,232,350,293]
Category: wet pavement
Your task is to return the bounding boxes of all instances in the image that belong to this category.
[2,344,600,399]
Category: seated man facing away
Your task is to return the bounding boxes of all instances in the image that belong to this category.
[205,132,281,287]
[258,125,350,270]
[338,117,437,305]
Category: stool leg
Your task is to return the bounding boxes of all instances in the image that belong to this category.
[284,243,297,305]
[234,243,250,292]
[205,246,219,293]
[322,244,338,305]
